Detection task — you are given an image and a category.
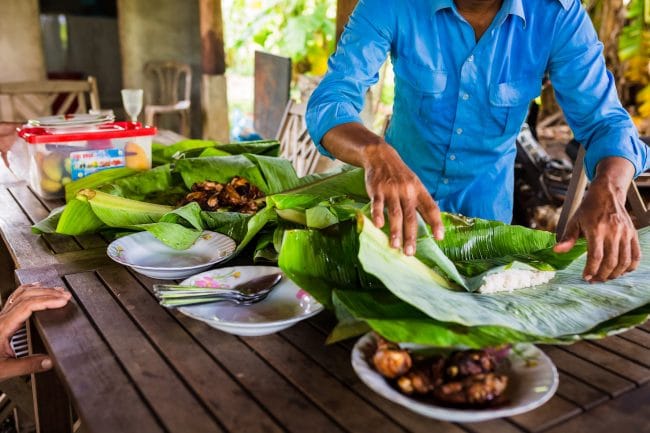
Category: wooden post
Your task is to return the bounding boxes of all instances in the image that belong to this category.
[336,0,359,42]
[199,0,229,142]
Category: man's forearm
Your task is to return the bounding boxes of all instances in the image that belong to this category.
[321,122,395,169]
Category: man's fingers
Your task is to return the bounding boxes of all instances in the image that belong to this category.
[4,294,71,335]
[629,234,641,272]
[554,219,581,253]
[583,232,605,282]
[371,194,385,228]
[401,196,418,256]
[386,195,403,249]
[0,355,52,381]
[6,288,68,307]
[593,231,620,282]
[610,235,632,279]
[417,192,444,240]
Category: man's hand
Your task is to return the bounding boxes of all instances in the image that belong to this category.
[321,122,445,256]
[362,142,445,255]
[0,283,71,381]
[554,157,639,282]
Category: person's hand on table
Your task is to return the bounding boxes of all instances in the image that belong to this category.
[0,283,71,381]
[554,157,640,282]
[362,141,445,256]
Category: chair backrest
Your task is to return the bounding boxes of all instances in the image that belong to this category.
[254,51,291,139]
[556,144,650,237]
[276,100,341,177]
[0,77,100,122]
[144,61,192,106]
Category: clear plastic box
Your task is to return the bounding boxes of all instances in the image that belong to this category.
[17,122,157,199]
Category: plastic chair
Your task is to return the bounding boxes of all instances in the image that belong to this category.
[0,76,100,122]
[143,61,191,136]
[556,144,650,238]
[275,100,342,177]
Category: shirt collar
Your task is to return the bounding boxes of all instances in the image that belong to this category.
[432,0,527,27]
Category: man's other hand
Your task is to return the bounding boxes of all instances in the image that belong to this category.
[0,283,71,381]
[554,157,639,282]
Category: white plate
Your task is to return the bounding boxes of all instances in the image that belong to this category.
[28,113,114,127]
[352,333,558,423]
[177,266,324,336]
[107,230,236,279]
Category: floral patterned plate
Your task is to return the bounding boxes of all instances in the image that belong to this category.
[352,333,559,423]
[177,266,324,336]
[107,230,236,279]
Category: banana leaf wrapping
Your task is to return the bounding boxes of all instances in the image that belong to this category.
[278,213,650,347]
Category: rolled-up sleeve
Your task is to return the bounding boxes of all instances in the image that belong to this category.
[548,1,648,179]
[305,0,394,157]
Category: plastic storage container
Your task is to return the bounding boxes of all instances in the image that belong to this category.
[17,122,157,199]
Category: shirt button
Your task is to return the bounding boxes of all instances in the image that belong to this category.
[449,154,456,161]
[442,178,449,184]
[462,93,470,101]
[456,128,463,135]
[468,55,474,62]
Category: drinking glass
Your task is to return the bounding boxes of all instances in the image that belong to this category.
[121,89,144,122]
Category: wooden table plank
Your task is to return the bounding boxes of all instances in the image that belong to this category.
[542,347,635,397]
[543,384,650,433]
[507,396,581,433]
[65,271,225,433]
[0,188,57,268]
[243,332,414,433]
[554,372,609,411]
[619,328,650,349]
[15,267,165,433]
[281,322,468,433]
[562,342,650,385]
[8,185,81,254]
[590,336,650,368]
[464,420,525,433]
[95,266,286,433]
[170,316,348,433]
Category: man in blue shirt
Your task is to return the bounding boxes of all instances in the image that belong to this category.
[306,0,648,282]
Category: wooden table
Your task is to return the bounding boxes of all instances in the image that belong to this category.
[1,165,649,433]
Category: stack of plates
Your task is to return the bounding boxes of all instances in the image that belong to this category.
[28,113,115,132]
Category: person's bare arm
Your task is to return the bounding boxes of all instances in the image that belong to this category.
[554,156,639,281]
[322,122,445,255]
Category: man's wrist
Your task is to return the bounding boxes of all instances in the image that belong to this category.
[591,156,635,202]
[360,140,394,169]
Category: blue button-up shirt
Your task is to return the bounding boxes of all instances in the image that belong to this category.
[306,0,648,222]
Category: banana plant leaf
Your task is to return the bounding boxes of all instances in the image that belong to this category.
[437,214,587,277]
[173,154,298,194]
[65,167,138,202]
[357,214,650,338]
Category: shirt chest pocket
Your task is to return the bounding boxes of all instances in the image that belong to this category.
[486,78,541,136]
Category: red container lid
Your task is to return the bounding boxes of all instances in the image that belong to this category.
[18,122,157,144]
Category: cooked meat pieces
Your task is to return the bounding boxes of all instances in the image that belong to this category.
[372,338,413,379]
[179,177,265,213]
[433,373,508,406]
[397,357,445,395]
[371,335,509,408]
[445,350,497,380]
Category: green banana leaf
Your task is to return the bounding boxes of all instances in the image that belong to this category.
[173,154,297,194]
[357,214,650,338]
[437,214,587,277]
[65,167,138,202]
